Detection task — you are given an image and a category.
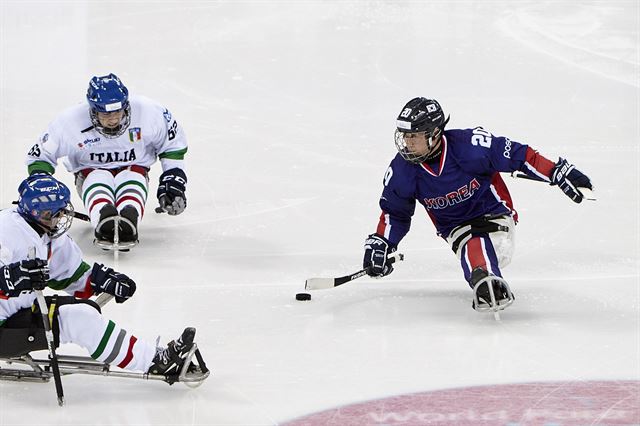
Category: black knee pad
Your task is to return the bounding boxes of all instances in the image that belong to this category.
[0,296,101,358]
[0,308,48,357]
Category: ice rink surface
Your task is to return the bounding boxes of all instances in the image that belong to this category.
[0,1,638,425]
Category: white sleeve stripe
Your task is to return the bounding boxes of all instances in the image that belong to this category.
[523,162,551,182]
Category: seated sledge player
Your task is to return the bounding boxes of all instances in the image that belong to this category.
[25,73,188,248]
[363,97,593,312]
[0,175,196,380]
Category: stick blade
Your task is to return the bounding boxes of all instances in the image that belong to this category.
[305,278,335,290]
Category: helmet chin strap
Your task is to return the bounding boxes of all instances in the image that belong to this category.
[22,215,52,237]
[424,132,443,161]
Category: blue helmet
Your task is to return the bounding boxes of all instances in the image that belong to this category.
[17,174,74,238]
[86,73,131,138]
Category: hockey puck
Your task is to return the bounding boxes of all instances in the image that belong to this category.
[296,292,311,301]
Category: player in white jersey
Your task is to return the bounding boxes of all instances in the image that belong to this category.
[0,175,197,380]
[25,73,188,248]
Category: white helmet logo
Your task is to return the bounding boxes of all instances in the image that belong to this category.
[105,102,122,112]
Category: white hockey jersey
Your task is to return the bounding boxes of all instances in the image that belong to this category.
[0,208,92,325]
[25,95,187,174]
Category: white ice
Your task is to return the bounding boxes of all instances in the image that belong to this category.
[0,1,638,424]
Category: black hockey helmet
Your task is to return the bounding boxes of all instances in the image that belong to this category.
[394,97,450,164]
[395,97,449,134]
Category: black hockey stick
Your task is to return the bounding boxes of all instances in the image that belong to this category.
[510,172,548,183]
[305,253,404,290]
[72,211,90,222]
[73,211,91,222]
[29,247,64,406]
[8,202,90,222]
[510,172,596,201]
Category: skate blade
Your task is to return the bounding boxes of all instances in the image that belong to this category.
[93,239,138,251]
[473,297,514,313]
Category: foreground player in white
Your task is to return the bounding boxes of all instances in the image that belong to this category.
[0,175,200,381]
[25,73,188,249]
[363,97,593,314]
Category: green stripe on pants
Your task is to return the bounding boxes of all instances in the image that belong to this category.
[91,320,116,359]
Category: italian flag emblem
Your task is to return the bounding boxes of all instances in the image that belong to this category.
[129,128,142,142]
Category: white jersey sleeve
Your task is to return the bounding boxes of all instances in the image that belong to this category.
[25,109,79,174]
[47,234,92,296]
[139,97,188,172]
[0,209,92,325]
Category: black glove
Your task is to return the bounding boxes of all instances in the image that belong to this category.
[90,263,136,303]
[0,259,49,296]
[551,158,593,203]
[363,234,397,277]
[157,168,187,216]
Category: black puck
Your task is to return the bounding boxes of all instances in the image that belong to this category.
[296,292,311,301]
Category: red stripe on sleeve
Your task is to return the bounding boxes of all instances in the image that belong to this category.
[117,335,138,369]
[525,147,555,179]
[74,276,95,299]
[376,211,388,236]
[490,173,518,223]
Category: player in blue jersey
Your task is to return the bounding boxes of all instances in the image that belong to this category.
[362,97,593,313]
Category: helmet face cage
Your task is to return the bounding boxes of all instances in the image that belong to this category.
[89,104,131,138]
[394,128,443,164]
[18,177,74,238]
[86,73,131,138]
[37,203,75,239]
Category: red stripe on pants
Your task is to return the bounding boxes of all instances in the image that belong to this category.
[466,237,487,271]
[89,197,113,214]
[117,335,138,369]
[116,195,145,216]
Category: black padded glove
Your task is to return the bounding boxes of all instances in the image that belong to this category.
[551,158,593,203]
[363,234,397,277]
[90,263,136,303]
[0,259,49,296]
[157,168,187,216]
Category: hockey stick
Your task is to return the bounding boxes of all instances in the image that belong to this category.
[94,293,114,308]
[7,202,89,222]
[72,211,90,222]
[305,252,404,290]
[29,247,65,406]
[510,172,596,201]
[510,171,548,183]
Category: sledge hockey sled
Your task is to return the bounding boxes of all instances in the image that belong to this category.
[93,215,139,251]
[0,343,210,387]
[472,274,515,319]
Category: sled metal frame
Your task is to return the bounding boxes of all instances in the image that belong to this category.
[472,275,515,321]
[0,344,209,388]
[93,215,139,251]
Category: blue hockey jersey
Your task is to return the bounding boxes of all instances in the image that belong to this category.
[375,127,556,243]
